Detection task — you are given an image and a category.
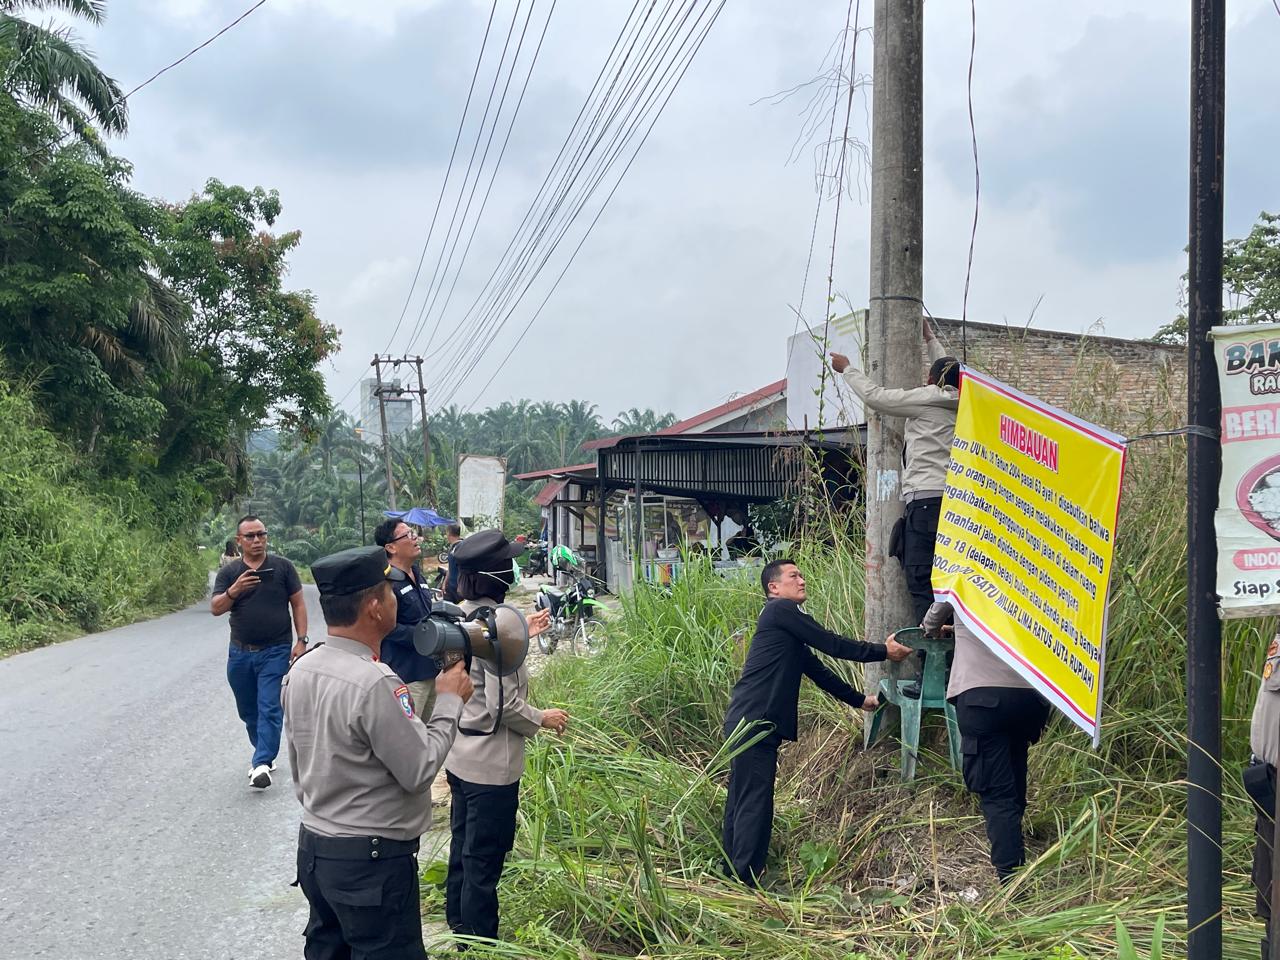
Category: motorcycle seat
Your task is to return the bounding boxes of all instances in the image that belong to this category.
[541,586,565,599]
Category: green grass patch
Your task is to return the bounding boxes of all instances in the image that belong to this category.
[417,426,1267,958]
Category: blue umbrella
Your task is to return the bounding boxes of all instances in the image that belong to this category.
[383,507,456,528]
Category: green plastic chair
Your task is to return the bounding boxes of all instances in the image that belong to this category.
[864,627,961,782]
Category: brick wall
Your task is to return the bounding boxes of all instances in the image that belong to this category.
[928,318,1186,434]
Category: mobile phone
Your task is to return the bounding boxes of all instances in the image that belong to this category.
[256,567,275,582]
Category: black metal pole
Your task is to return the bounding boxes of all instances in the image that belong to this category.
[358,460,367,546]
[1186,0,1225,956]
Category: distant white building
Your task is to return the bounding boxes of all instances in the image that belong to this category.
[359,378,414,445]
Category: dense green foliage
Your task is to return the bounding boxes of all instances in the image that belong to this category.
[0,5,337,650]
[214,401,677,564]
[1155,210,1280,344]
[0,379,205,653]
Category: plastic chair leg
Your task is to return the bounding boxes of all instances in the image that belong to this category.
[899,698,922,782]
[944,701,962,773]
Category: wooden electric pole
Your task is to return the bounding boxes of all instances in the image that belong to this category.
[863,0,924,684]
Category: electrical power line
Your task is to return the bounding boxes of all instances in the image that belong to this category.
[20,0,270,159]
[409,0,660,371]
[452,0,727,413]
[397,0,532,353]
[331,0,501,412]
[426,0,702,402]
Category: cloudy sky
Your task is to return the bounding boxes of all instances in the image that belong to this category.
[77,0,1280,424]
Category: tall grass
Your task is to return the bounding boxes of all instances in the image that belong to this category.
[0,379,207,654]
[420,352,1267,958]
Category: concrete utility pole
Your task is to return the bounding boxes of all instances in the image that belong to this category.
[413,356,438,506]
[371,355,398,512]
[863,0,924,688]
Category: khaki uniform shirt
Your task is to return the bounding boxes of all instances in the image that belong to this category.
[444,598,544,786]
[842,338,959,500]
[1251,633,1280,766]
[922,601,1031,699]
[282,635,462,840]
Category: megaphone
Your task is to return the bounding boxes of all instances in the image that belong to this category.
[411,600,528,676]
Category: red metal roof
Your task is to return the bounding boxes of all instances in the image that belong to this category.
[656,379,786,436]
[512,462,596,481]
[533,479,570,506]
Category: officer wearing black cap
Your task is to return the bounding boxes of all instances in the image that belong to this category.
[443,530,568,944]
[283,546,474,960]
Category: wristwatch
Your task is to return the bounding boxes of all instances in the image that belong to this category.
[297,635,309,646]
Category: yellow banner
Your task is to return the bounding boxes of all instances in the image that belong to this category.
[932,370,1127,744]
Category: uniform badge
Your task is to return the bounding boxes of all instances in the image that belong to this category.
[1269,640,1279,658]
[1266,663,1274,680]
[394,684,415,719]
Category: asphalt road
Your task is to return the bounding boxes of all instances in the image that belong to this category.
[0,586,324,960]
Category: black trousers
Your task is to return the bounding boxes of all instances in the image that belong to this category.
[954,687,1050,879]
[446,772,520,943]
[721,739,779,887]
[903,497,943,624]
[1247,762,1277,959]
[296,826,426,960]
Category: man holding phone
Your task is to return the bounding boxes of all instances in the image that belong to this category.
[212,515,308,789]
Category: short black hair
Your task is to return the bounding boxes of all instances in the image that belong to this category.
[761,558,797,598]
[236,514,262,533]
[223,540,237,555]
[320,580,389,627]
[929,356,961,391]
[373,517,402,548]
[446,524,462,538]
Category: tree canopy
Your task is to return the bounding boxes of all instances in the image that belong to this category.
[1153,211,1280,344]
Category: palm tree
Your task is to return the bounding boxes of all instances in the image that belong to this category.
[612,407,677,436]
[1,0,128,138]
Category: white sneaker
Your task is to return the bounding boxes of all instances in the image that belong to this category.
[249,764,272,788]
[247,761,278,776]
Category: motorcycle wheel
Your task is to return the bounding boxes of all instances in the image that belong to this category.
[578,619,604,653]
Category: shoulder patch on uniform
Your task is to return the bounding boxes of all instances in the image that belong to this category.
[394,683,415,719]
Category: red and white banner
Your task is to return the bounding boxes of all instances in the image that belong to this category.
[1213,322,1280,617]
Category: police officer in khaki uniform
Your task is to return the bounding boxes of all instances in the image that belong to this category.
[283,546,474,960]
[1246,632,1280,960]
[911,600,1050,883]
[444,530,568,943]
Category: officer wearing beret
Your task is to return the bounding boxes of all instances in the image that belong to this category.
[283,546,474,960]
[444,530,568,944]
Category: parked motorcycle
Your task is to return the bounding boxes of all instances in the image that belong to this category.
[523,539,548,576]
[534,546,605,654]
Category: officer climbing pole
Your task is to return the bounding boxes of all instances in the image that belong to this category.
[863,0,924,703]
[1185,0,1225,957]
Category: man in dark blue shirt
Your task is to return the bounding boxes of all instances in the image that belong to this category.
[374,518,440,719]
[721,558,913,886]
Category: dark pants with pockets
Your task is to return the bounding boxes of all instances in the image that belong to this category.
[903,497,943,624]
[721,738,780,887]
[446,772,520,943]
[296,826,426,960]
[954,687,1051,879]
[226,641,290,768]
[1246,761,1277,960]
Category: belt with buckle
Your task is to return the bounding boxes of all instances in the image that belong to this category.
[298,825,419,860]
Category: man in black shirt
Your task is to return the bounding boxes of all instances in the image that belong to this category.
[211,515,308,789]
[721,558,913,886]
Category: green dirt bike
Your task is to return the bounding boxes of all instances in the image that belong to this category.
[534,546,606,655]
